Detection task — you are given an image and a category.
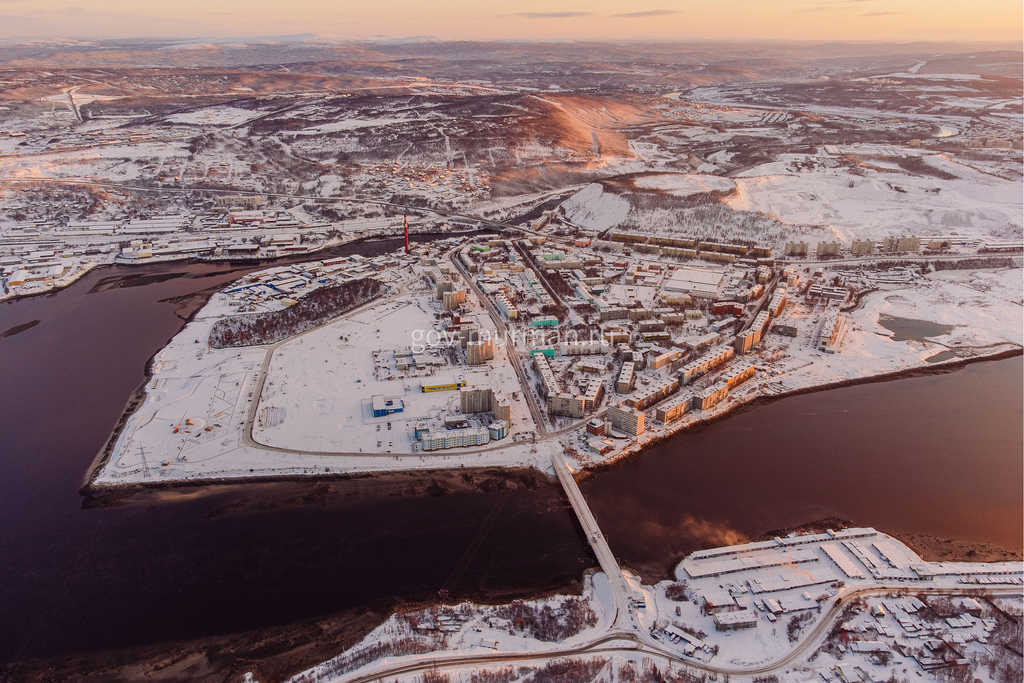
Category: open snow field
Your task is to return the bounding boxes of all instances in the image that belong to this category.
[728,150,1023,243]
[562,182,630,231]
[92,263,552,487]
[165,106,261,127]
[774,267,1023,389]
[634,173,736,196]
[252,294,530,454]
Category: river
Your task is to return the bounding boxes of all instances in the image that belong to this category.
[0,254,1020,665]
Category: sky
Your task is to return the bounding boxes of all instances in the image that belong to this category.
[0,0,1021,42]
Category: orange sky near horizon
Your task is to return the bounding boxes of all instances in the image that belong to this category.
[0,0,1020,42]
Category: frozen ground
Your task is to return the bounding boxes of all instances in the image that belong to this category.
[91,258,553,488]
[280,529,1023,683]
[252,293,531,454]
[727,150,1022,243]
[634,173,736,196]
[562,182,630,231]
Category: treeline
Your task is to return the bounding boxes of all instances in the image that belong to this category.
[290,637,435,682]
[209,278,385,348]
[494,597,597,642]
[530,658,608,683]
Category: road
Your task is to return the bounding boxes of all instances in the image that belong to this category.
[233,278,543,459]
[0,177,565,244]
[550,451,636,630]
[447,245,552,436]
[324,582,1023,682]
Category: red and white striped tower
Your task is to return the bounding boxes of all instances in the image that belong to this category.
[404,214,409,253]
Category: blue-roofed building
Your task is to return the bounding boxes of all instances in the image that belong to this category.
[372,395,404,417]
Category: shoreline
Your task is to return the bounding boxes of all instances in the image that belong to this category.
[81,463,557,509]
[82,339,1023,496]
[584,345,1024,476]
[0,569,594,683]
[0,259,102,305]
[77,230,500,496]
[2,227,495,306]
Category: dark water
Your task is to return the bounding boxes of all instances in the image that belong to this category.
[0,244,590,665]
[0,251,1021,665]
[581,356,1023,572]
[877,314,955,342]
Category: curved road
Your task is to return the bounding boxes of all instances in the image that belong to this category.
[325,584,1022,683]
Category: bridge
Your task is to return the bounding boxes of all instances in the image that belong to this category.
[549,451,640,631]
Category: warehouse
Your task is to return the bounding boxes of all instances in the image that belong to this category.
[662,267,726,297]
[420,376,467,392]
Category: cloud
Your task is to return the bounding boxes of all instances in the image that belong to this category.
[612,9,678,18]
[514,11,595,18]
[795,5,843,11]
[863,10,902,15]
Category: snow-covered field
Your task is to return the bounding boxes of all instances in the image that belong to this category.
[728,151,1023,243]
[634,173,736,196]
[279,528,1024,683]
[91,258,553,487]
[165,106,260,126]
[562,183,630,230]
[252,294,530,454]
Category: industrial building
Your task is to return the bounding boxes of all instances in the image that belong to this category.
[714,610,758,631]
[420,377,467,392]
[663,267,726,299]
